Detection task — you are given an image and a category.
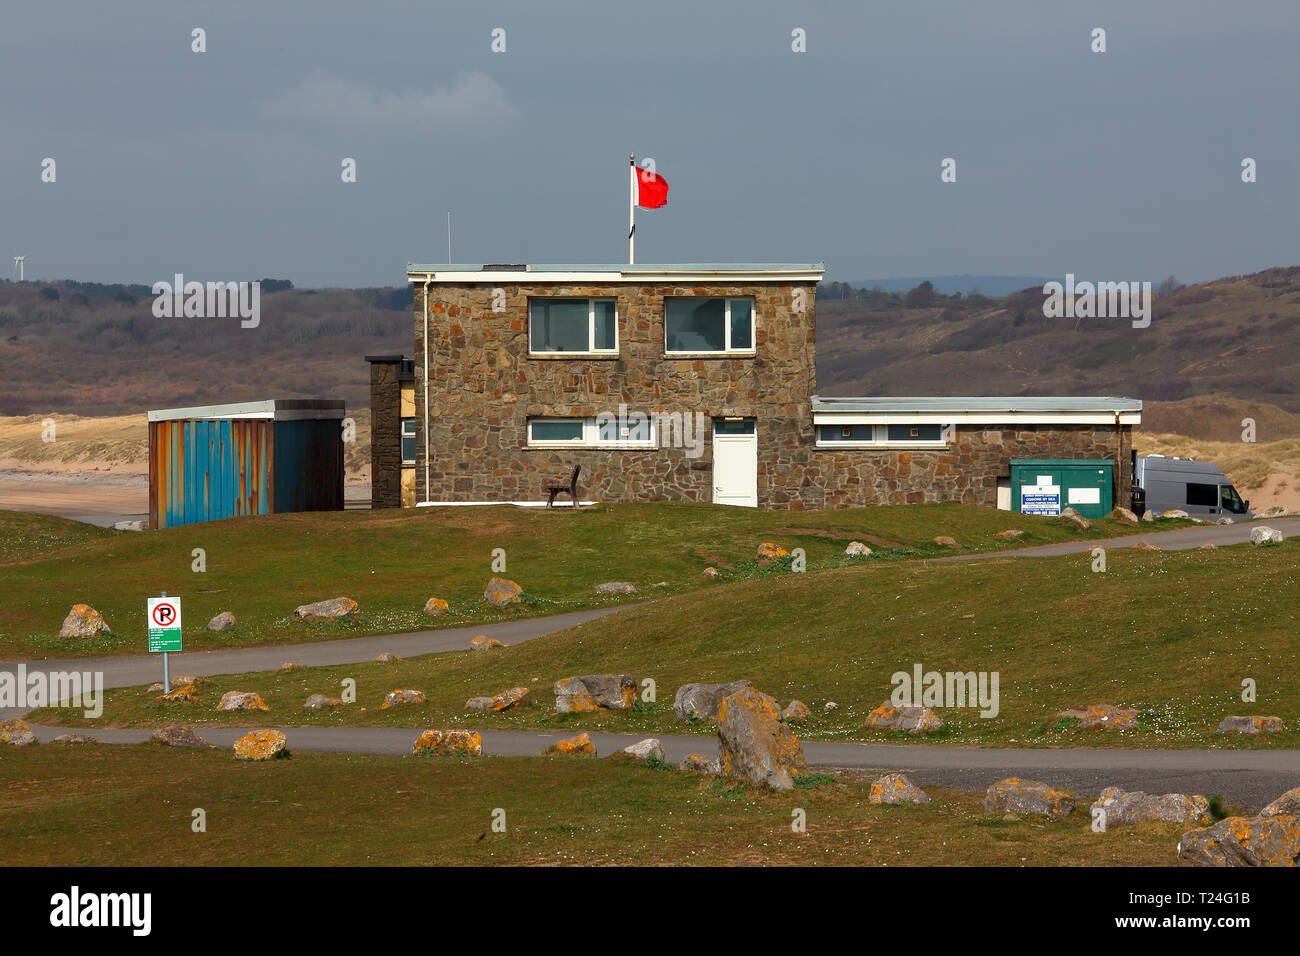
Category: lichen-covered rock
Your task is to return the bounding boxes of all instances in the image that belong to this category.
[374,652,403,663]
[1260,787,1300,818]
[1108,507,1139,525]
[756,542,790,567]
[279,662,305,672]
[157,683,198,705]
[613,738,666,764]
[1091,787,1209,827]
[1217,715,1284,735]
[865,701,943,734]
[595,581,638,595]
[554,674,637,713]
[150,724,215,748]
[465,686,530,712]
[207,611,237,632]
[984,778,1075,818]
[233,729,289,761]
[469,635,504,652]
[823,701,838,712]
[1250,526,1284,546]
[870,772,931,805]
[51,733,100,744]
[1258,505,1288,517]
[303,694,345,710]
[381,689,426,710]
[413,729,482,756]
[673,679,753,721]
[59,604,109,639]
[933,535,960,548]
[1178,816,1300,867]
[781,700,810,722]
[217,691,269,712]
[995,529,1024,540]
[1057,508,1091,531]
[172,675,208,687]
[294,597,357,622]
[1199,543,1218,550]
[680,753,720,773]
[541,732,596,756]
[1056,704,1137,731]
[1161,509,1190,519]
[716,687,808,791]
[423,597,449,616]
[483,577,523,606]
[845,541,872,556]
[1134,540,1162,551]
[0,718,36,746]
[701,567,721,580]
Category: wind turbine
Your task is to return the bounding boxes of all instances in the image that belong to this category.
[12,256,24,282]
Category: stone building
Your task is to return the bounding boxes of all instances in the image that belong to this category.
[365,262,1141,511]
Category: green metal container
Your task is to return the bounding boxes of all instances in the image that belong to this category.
[1010,458,1113,519]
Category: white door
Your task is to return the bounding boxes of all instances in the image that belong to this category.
[712,419,758,507]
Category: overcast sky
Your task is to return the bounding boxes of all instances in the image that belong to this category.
[3,0,1298,288]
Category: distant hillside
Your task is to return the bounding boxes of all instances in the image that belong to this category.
[839,275,1054,297]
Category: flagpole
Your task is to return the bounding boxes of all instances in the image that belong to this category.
[628,154,636,264]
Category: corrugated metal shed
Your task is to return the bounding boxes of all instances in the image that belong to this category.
[148,400,345,529]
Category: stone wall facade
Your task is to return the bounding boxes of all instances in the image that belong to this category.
[366,356,405,509]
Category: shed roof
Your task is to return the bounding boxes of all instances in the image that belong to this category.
[147,399,346,422]
[406,263,826,283]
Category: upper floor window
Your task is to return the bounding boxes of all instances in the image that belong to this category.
[400,418,416,465]
[665,297,754,354]
[529,298,617,354]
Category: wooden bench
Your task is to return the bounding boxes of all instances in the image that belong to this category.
[543,464,581,508]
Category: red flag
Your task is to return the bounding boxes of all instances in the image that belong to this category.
[636,167,669,208]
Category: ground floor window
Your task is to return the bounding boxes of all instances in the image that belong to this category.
[400,418,416,464]
[815,423,949,448]
[528,416,656,448]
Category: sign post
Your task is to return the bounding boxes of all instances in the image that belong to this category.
[147,593,183,689]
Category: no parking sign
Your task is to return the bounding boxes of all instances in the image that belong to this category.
[147,596,183,652]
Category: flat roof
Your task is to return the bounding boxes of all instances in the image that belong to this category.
[147,399,345,422]
[812,396,1142,413]
[406,263,826,283]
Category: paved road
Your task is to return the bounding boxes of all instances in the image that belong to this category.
[27,724,1300,810]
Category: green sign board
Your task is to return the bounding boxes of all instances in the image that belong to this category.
[147,596,183,653]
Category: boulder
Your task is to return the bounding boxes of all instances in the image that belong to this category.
[1161,509,1190,519]
[701,567,722,580]
[1057,509,1091,531]
[217,691,269,712]
[279,662,305,672]
[59,604,109,639]
[595,581,638,595]
[680,753,720,773]
[113,519,146,531]
[823,701,839,712]
[869,772,931,805]
[1141,510,1156,522]
[1257,505,1288,517]
[1217,715,1283,735]
[483,577,523,606]
[173,675,208,687]
[995,529,1024,540]
[150,724,215,748]
[715,686,808,791]
[1260,787,1300,818]
[844,541,872,556]
[233,729,289,761]
[1250,526,1284,546]
[303,694,345,710]
[1107,507,1139,525]
[541,732,596,756]
[1199,543,1218,550]
[984,778,1075,818]
[381,689,426,710]
[554,674,637,713]
[51,733,100,744]
[294,597,357,622]
[469,635,504,652]
[374,652,403,663]
[412,729,482,756]
[0,718,36,746]
[1178,816,1300,867]
[1134,540,1162,551]
[933,535,960,548]
[781,700,810,722]
[613,738,666,764]
[207,611,237,632]
[756,542,790,567]
[423,597,449,616]
[673,679,753,721]
[1055,704,1137,731]
[1216,517,1234,526]
[865,701,943,734]
[157,683,198,705]
[465,686,531,712]
[1091,787,1210,827]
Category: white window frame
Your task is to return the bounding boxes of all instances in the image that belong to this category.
[815,423,951,449]
[400,418,416,465]
[528,297,619,356]
[664,296,756,355]
[527,416,657,449]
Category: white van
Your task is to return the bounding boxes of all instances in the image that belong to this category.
[1132,455,1253,521]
